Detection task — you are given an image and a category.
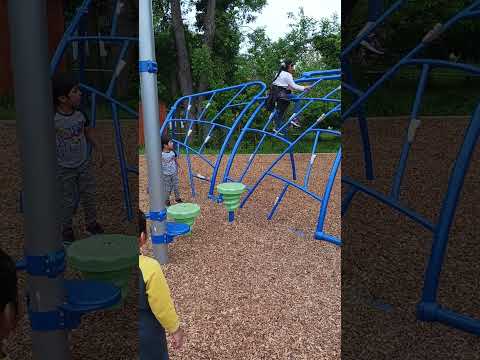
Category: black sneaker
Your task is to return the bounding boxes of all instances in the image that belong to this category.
[175,198,183,203]
[86,222,104,235]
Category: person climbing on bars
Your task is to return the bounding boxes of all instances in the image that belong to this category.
[343,0,385,55]
[265,60,311,136]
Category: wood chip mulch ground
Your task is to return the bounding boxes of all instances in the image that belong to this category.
[1,121,341,360]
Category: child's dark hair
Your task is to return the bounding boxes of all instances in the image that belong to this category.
[161,135,171,149]
[273,59,294,82]
[138,210,147,237]
[52,73,79,107]
[0,248,18,314]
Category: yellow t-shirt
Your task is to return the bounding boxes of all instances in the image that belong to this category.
[139,255,180,334]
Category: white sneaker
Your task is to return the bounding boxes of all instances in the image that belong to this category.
[291,119,301,128]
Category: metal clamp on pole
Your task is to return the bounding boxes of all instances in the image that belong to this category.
[145,210,167,222]
[151,234,169,244]
[138,60,158,73]
[28,309,81,332]
[17,250,66,278]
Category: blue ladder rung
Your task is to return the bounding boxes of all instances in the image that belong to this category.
[166,222,190,237]
[62,279,121,313]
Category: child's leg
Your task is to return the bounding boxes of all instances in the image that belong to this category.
[173,173,181,201]
[163,174,173,203]
[77,159,98,226]
[57,166,77,232]
[274,99,290,130]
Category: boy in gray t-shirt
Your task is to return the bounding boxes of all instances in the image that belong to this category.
[161,136,183,207]
[52,74,105,243]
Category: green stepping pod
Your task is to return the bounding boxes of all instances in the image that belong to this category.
[167,203,201,235]
[217,182,246,211]
[67,234,138,308]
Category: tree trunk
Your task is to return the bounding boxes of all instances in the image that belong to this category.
[170,0,193,97]
[197,0,216,94]
[196,0,216,138]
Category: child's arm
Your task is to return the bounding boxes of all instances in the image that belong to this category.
[141,256,181,334]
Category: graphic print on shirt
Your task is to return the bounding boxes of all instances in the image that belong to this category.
[162,151,177,176]
[55,111,89,168]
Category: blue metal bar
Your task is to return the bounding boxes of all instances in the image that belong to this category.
[196,94,215,121]
[403,59,480,75]
[185,145,196,198]
[342,185,358,216]
[267,183,289,220]
[50,0,93,74]
[198,85,248,153]
[304,131,321,188]
[240,128,340,209]
[90,92,97,127]
[342,177,435,231]
[263,173,323,203]
[111,0,120,36]
[390,64,430,200]
[79,83,138,117]
[78,16,87,86]
[107,40,130,96]
[301,69,341,78]
[316,148,342,243]
[421,104,480,303]
[342,81,364,97]
[237,110,276,183]
[289,150,297,181]
[168,118,232,132]
[68,36,138,43]
[228,211,235,222]
[315,232,341,246]
[172,140,214,167]
[343,57,374,181]
[207,87,266,196]
[111,103,133,220]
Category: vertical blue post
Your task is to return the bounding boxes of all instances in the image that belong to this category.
[139,0,168,264]
[228,211,234,222]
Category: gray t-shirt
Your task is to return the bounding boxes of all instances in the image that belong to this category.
[162,151,177,176]
[55,110,90,168]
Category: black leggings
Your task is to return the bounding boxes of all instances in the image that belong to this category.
[273,99,290,129]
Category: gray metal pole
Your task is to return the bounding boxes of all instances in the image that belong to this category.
[7,1,70,359]
[139,0,168,264]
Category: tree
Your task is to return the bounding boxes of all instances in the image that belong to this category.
[170,0,194,97]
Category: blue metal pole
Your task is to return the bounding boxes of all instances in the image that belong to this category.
[390,64,430,199]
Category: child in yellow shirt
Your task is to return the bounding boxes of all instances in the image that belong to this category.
[0,249,18,360]
[138,211,184,359]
